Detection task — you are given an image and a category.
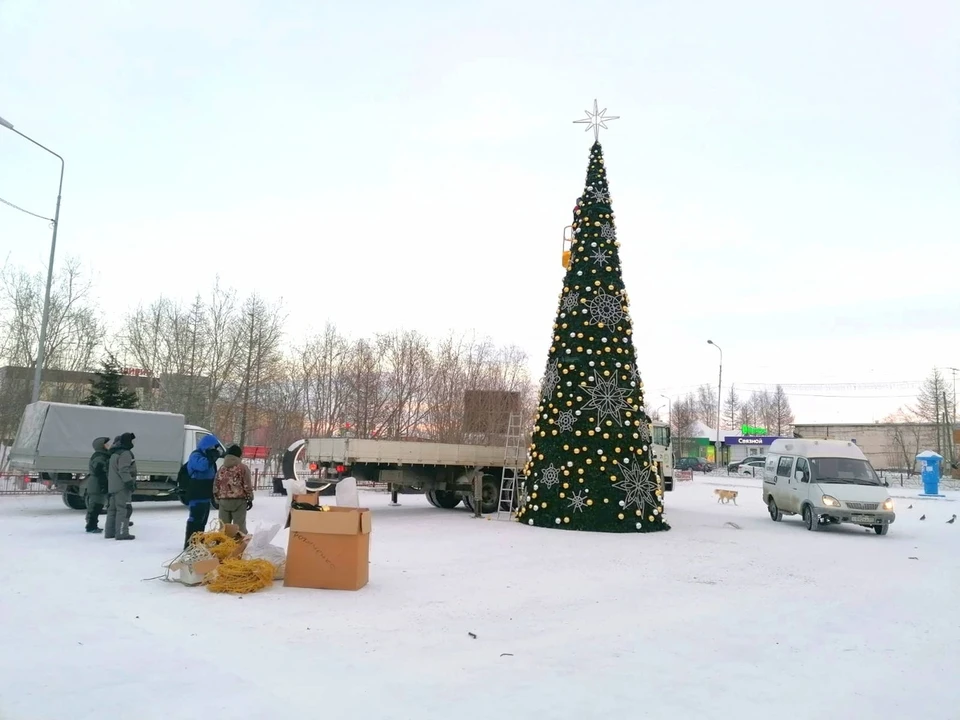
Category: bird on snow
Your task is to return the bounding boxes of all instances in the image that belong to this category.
[907,504,913,509]
[919,514,926,521]
[947,515,957,525]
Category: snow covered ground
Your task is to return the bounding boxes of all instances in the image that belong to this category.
[1,480,958,720]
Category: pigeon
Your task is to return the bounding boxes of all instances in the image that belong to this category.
[919,514,926,521]
[907,504,913,509]
[947,515,956,525]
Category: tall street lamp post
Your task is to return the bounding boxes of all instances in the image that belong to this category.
[0,114,65,404]
[707,340,723,467]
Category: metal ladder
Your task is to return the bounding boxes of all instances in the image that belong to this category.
[496,413,527,520]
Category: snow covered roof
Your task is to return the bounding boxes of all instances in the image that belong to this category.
[686,421,737,442]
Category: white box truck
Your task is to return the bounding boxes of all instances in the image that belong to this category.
[7,402,223,509]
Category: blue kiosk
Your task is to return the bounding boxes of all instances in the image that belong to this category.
[916,450,945,498]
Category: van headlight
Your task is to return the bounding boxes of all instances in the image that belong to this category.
[882,498,894,511]
[821,495,840,507]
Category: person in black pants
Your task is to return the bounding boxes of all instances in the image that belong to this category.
[183,434,223,549]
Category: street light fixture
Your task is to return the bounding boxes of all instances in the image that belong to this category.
[707,340,723,467]
[0,114,65,404]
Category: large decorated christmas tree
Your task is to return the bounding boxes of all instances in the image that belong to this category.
[517,103,669,534]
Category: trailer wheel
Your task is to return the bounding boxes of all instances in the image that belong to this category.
[433,490,462,509]
[461,493,476,513]
[479,475,499,514]
[425,490,441,508]
[62,485,86,511]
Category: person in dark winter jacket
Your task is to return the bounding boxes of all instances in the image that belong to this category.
[84,437,110,533]
[183,434,223,548]
[105,432,137,540]
[213,444,254,534]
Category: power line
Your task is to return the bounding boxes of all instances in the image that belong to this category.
[783,393,915,399]
[0,195,53,222]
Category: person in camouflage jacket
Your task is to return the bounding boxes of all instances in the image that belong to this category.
[213,444,254,534]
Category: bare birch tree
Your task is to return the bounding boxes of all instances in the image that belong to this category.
[299,323,350,437]
[723,385,740,431]
[671,394,698,458]
[695,384,717,427]
[771,384,795,436]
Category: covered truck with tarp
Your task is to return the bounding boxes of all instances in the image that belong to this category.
[7,402,221,509]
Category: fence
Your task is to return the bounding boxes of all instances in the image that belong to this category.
[876,469,960,492]
[0,473,59,496]
[0,470,394,498]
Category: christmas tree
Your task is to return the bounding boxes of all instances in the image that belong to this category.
[82,355,140,409]
[518,109,669,534]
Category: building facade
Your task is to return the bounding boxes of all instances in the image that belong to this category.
[793,422,952,471]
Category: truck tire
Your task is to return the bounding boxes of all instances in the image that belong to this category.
[62,485,86,511]
[425,490,441,508]
[803,504,820,531]
[432,490,462,509]
[479,475,499,514]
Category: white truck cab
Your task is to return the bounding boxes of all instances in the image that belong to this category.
[763,438,895,535]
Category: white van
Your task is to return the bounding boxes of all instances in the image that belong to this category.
[762,438,895,535]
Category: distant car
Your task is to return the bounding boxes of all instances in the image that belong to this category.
[728,456,766,477]
[676,457,713,473]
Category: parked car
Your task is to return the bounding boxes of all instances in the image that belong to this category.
[728,456,766,476]
[676,457,713,473]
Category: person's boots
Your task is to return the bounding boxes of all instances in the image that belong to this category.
[85,503,104,533]
[116,514,135,541]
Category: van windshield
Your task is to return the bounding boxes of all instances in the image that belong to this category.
[810,457,881,486]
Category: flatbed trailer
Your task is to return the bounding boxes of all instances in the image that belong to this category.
[298,437,514,514]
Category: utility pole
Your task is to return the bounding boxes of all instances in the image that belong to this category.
[238,309,255,443]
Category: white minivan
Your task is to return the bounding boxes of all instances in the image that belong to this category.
[762,438,895,535]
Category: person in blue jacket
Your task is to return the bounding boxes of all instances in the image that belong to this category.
[182,434,223,549]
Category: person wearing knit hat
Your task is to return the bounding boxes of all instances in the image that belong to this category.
[105,432,137,540]
[213,444,254,534]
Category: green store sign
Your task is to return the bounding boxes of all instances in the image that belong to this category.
[740,425,767,436]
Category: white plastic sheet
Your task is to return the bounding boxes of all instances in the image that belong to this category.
[242,521,286,579]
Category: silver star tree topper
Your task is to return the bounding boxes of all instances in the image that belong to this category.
[573,99,620,142]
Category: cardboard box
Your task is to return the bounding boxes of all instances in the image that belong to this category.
[171,557,220,586]
[284,494,371,591]
[169,533,251,586]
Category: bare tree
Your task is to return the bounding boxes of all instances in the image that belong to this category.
[300,323,350,438]
[884,409,923,475]
[751,389,776,432]
[911,368,955,455]
[723,385,740,431]
[771,384,795,436]
[343,337,390,438]
[0,260,103,438]
[695,384,717,427]
[736,393,755,427]
[255,358,306,470]
[671,394,698,458]
[378,330,433,439]
[235,294,286,444]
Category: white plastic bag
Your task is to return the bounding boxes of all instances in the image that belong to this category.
[335,476,359,508]
[242,521,286,580]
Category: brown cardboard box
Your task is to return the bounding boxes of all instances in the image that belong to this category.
[284,494,371,591]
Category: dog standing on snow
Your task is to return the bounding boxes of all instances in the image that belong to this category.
[714,488,738,505]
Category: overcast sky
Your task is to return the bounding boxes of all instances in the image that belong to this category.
[1,0,958,425]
